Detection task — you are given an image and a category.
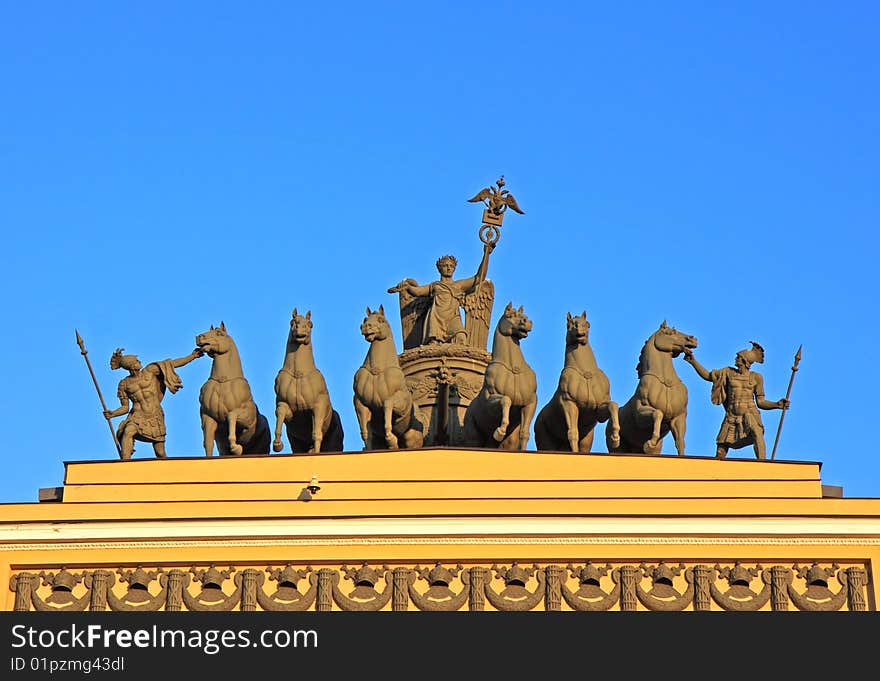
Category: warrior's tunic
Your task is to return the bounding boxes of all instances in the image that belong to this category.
[709,366,765,449]
[115,360,183,443]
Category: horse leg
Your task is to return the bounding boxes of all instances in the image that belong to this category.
[605,401,621,449]
[489,394,512,442]
[578,429,595,454]
[560,397,580,452]
[201,413,217,457]
[518,396,537,451]
[636,403,664,453]
[670,412,687,456]
[310,401,330,454]
[227,408,243,455]
[273,402,291,453]
[384,399,399,449]
[353,395,372,451]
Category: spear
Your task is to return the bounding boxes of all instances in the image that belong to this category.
[770,344,802,461]
[75,329,123,457]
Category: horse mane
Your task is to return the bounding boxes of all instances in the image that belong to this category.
[635,332,655,378]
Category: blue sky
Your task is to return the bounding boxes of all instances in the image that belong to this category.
[1,2,878,502]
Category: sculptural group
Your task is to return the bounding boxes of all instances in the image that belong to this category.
[91,177,794,460]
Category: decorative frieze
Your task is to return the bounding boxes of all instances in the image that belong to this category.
[8,560,872,612]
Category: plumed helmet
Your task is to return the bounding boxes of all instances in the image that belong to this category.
[736,341,765,366]
[110,348,139,371]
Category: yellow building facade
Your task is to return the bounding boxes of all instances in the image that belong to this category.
[2,448,877,612]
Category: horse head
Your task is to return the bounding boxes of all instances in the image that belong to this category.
[565,311,590,347]
[361,305,391,343]
[289,308,313,346]
[651,320,698,357]
[498,302,533,341]
[195,321,233,358]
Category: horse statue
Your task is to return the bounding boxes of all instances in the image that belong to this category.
[353,305,425,450]
[534,311,620,453]
[273,309,344,454]
[195,322,271,456]
[462,303,538,450]
[608,320,698,455]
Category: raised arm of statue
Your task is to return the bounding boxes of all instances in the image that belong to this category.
[388,278,428,297]
[682,349,711,381]
[456,242,495,292]
[170,348,204,369]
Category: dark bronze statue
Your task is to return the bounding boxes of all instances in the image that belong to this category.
[534,311,619,453]
[462,303,538,450]
[195,322,271,456]
[608,321,698,455]
[273,309,344,454]
[388,244,495,350]
[104,346,203,459]
[683,342,790,459]
[353,306,425,450]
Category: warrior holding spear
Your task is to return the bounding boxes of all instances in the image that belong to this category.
[103,345,204,459]
[683,342,790,460]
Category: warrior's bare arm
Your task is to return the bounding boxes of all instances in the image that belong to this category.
[682,349,712,381]
[170,348,204,369]
[104,386,130,419]
[753,373,789,410]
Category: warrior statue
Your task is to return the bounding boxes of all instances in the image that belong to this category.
[683,342,790,459]
[104,346,203,459]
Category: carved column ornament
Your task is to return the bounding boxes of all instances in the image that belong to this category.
[239,569,261,612]
[769,566,791,611]
[843,567,867,612]
[162,569,188,612]
[544,565,563,611]
[317,569,336,611]
[690,565,713,612]
[619,565,640,611]
[10,572,38,612]
[465,566,488,611]
[85,570,112,612]
[392,567,411,611]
